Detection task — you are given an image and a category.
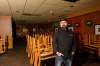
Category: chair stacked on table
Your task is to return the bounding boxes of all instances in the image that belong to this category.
[0,35,12,54]
[26,32,53,66]
[79,33,100,56]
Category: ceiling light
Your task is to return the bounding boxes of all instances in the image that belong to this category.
[63,0,79,2]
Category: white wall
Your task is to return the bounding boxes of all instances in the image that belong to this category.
[0,16,13,49]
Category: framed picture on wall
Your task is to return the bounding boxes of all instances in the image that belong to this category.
[95,24,100,35]
[68,26,74,32]
[85,20,93,27]
[75,23,80,27]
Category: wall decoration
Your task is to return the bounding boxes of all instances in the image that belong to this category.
[68,26,74,31]
[67,23,74,31]
[75,23,80,27]
[95,25,100,35]
[67,23,72,27]
[33,28,36,32]
[55,28,59,32]
[85,20,93,27]
[52,21,59,28]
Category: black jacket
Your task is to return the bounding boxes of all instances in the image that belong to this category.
[53,28,76,59]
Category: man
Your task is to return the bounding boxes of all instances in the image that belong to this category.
[53,20,76,66]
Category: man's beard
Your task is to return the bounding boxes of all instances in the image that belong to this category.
[61,27,67,30]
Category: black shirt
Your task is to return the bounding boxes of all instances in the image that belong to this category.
[53,28,76,59]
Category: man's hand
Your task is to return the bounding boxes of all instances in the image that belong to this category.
[56,52,64,56]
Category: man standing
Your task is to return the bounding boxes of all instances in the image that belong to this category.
[53,20,76,66]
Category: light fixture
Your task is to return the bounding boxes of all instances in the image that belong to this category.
[63,0,79,2]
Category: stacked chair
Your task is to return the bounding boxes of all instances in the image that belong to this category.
[0,36,5,54]
[26,32,54,66]
[79,32,100,56]
[0,35,10,54]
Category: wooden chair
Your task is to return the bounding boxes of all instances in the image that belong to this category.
[26,32,54,66]
[0,36,5,54]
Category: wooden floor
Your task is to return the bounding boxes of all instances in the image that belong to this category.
[0,47,32,66]
[0,46,100,66]
[0,37,100,66]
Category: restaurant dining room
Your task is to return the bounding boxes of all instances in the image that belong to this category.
[0,0,100,66]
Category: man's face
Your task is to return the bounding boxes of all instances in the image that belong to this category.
[59,20,68,28]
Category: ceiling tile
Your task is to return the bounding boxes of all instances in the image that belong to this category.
[8,0,26,14]
[0,0,11,15]
[24,0,45,13]
[0,0,99,23]
[45,0,60,4]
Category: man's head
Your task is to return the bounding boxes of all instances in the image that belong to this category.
[59,20,68,28]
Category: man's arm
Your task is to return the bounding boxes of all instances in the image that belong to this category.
[52,32,58,53]
[53,32,64,56]
[72,33,77,55]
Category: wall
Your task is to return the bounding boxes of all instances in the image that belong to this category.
[0,16,13,49]
[68,11,100,34]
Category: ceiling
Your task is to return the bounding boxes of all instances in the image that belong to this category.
[0,0,100,23]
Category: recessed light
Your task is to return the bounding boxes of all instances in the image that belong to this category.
[63,0,79,2]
